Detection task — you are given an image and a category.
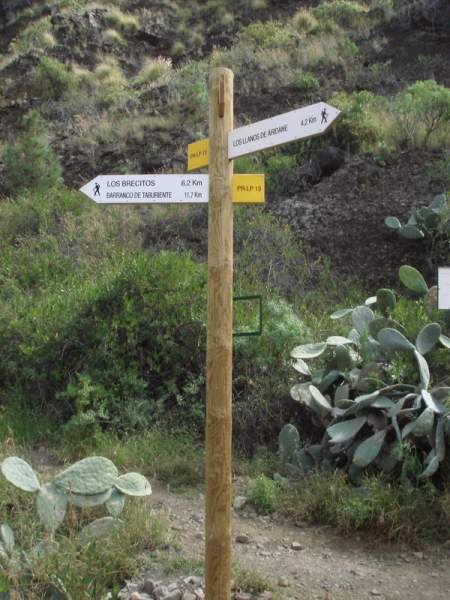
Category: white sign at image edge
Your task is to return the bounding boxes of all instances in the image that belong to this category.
[228,102,341,159]
[438,267,450,310]
[79,174,209,204]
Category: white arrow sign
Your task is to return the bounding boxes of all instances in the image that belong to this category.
[438,267,450,310]
[228,102,340,159]
[80,174,209,204]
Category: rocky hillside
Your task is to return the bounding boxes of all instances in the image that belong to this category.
[0,0,449,285]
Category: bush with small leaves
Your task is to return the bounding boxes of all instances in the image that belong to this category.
[2,110,62,196]
[312,1,368,29]
[33,57,78,100]
[393,80,450,149]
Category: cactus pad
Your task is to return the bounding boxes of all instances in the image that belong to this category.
[36,483,67,532]
[291,342,327,359]
[279,424,300,464]
[106,489,126,517]
[327,417,366,443]
[68,489,112,508]
[330,307,353,319]
[415,323,441,355]
[79,517,122,546]
[384,216,401,230]
[422,390,443,414]
[309,385,332,417]
[376,288,396,314]
[414,350,430,390]
[353,430,386,467]
[398,225,425,240]
[0,524,14,554]
[399,265,428,295]
[440,334,450,349]
[378,328,415,352]
[292,358,311,376]
[1,457,41,492]
[351,306,374,334]
[54,457,118,495]
[114,473,152,497]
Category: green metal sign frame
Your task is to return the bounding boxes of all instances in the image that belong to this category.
[233,294,263,337]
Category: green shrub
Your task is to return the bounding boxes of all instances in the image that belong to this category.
[265,153,297,178]
[237,20,295,49]
[0,188,314,448]
[233,297,307,450]
[0,251,208,431]
[393,80,450,148]
[292,9,318,33]
[232,567,273,595]
[294,71,320,93]
[105,8,139,32]
[103,28,127,48]
[9,18,55,55]
[168,60,209,122]
[93,58,134,108]
[248,474,280,514]
[134,57,172,86]
[337,35,359,60]
[2,110,62,196]
[250,0,268,9]
[330,90,387,152]
[33,57,78,100]
[312,1,368,29]
[61,428,204,488]
[277,471,448,543]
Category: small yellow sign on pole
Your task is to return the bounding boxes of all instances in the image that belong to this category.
[188,138,209,171]
[232,174,265,204]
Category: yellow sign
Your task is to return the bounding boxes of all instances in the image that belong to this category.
[187,138,209,171]
[232,174,265,204]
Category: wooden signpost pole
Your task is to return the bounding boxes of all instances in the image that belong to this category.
[80,67,340,600]
[205,67,234,600]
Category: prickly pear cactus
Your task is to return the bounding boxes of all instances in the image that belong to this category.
[1,454,152,535]
[385,193,449,266]
[282,265,450,484]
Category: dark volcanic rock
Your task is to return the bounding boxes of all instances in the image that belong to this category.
[0,1,33,30]
[273,150,448,288]
[317,147,346,177]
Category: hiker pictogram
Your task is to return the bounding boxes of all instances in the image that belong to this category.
[321,107,328,124]
[94,183,100,196]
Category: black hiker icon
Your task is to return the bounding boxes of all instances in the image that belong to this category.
[321,108,328,125]
[94,183,100,196]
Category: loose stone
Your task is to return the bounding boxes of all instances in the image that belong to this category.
[291,542,304,551]
[235,533,251,544]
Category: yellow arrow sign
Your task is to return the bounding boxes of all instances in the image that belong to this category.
[188,138,209,171]
[232,174,265,204]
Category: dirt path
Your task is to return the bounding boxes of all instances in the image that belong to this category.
[149,481,450,600]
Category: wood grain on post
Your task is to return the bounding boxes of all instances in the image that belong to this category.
[205,67,234,600]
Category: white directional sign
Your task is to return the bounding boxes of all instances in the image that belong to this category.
[80,174,209,204]
[228,102,340,159]
[438,267,450,310]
